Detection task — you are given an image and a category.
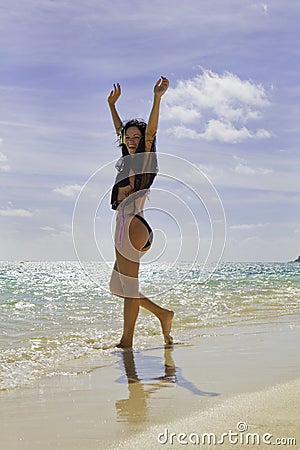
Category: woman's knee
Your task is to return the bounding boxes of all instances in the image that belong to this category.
[117,272,140,298]
[110,266,139,298]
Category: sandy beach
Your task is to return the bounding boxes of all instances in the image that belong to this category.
[1,314,299,450]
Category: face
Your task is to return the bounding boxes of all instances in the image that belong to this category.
[124,126,142,154]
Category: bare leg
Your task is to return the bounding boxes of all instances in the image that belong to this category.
[117,298,140,348]
[115,249,140,348]
[139,294,174,345]
[114,215,174,347]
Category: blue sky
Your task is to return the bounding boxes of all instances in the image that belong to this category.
[0,0,299,262]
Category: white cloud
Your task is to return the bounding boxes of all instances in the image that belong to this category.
[229,223,267,230]
[251,3,269,15]
[53,184,82,197]
[168,125,200,139]
[0,208,34,217]
[234,163,273,175]
[169,120,271,144]
[201,120,252,143]
[162,69,271,143]
[255,128,272,138]
[262,3,268,14]
[0,150,10,172]
[163,105,201,123]
[40,226,56,232]
[40,224,72,235]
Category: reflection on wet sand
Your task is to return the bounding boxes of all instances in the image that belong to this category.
[115,346,218,423]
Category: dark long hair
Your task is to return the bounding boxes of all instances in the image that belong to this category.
[119,119,158,192]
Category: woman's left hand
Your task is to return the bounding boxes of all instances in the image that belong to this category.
[117,185,133,203]
[154,76,169,98]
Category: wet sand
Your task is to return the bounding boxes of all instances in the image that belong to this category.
[0,315,299,450]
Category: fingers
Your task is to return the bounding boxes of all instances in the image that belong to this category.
[161,76,169,87]
[114,82,121,94]
[108,83,121,104]
[111,83,121,95]
[153,76,169,97]
[155,77,167,86]
[155,76,169,89]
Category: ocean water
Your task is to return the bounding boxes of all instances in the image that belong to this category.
[0,261,299,390]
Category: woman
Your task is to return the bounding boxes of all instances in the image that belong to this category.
[108,77,174,349]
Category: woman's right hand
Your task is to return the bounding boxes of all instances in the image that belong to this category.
[108,83,121,106]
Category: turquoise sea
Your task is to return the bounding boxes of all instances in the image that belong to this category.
[0,261,299,390]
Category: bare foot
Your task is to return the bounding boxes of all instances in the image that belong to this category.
[116,340,132,349]
[164,334,174,346]
[159,309,174,345]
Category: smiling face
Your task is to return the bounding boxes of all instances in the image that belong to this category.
[124,126,142,154]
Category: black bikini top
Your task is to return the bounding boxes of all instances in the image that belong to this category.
[110,154,157,210]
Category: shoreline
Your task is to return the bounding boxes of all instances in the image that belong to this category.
[109,377,299,449]
[0,315,299,449]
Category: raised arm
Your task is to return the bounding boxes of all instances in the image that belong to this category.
[145,76,169,152]
[107,83,123,134]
